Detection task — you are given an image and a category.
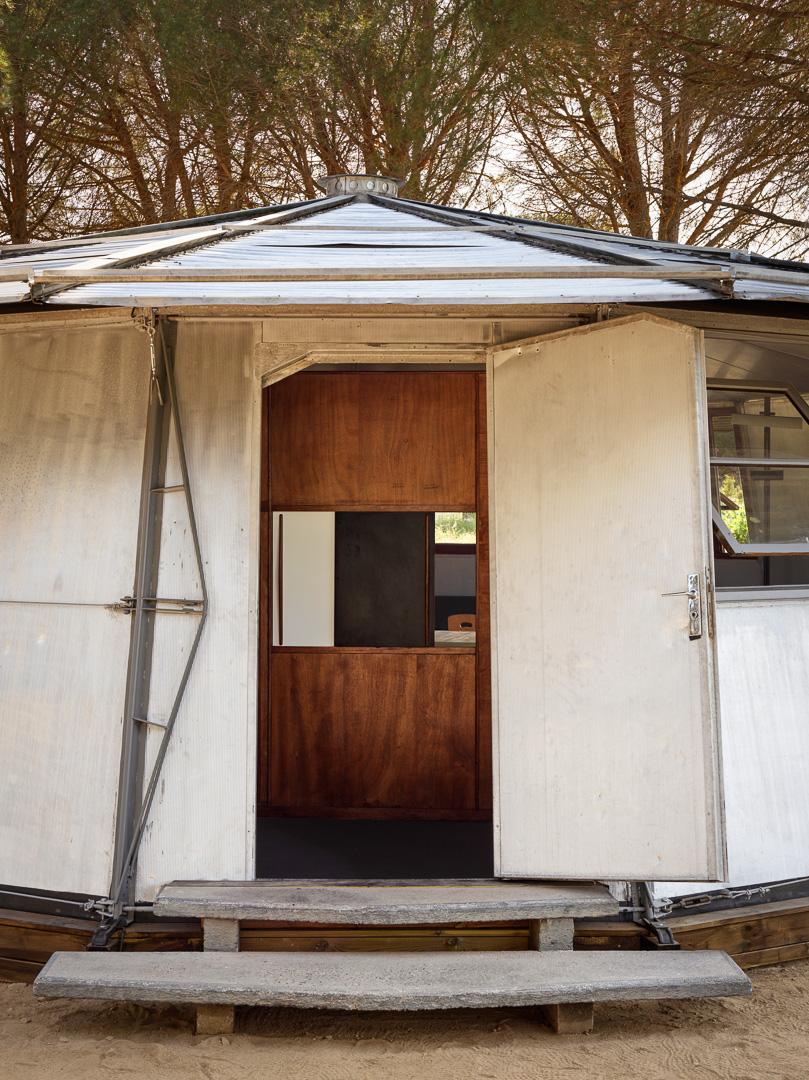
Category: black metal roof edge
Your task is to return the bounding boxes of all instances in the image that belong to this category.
[390,194,809,276]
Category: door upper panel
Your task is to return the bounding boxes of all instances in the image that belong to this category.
[489,314,725,882]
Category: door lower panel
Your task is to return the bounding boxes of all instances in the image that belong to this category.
[269,649,478,816]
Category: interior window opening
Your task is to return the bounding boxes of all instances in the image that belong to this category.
[272,509,478,648]
[433,511,477,645]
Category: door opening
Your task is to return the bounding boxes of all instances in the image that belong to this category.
[256,369,493,878]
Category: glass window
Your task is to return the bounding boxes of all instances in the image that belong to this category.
[709,382,809,556]
[708,386,809,460]
[712,464,809,546]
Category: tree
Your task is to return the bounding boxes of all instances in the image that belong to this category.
[273,0,508,204]
[496,0,809,252]
[1,0,807,251]
[52,0,305,229]
[0,0,100,241]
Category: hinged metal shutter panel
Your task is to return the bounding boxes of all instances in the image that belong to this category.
[490,314,725,882]
[0,325,149,897]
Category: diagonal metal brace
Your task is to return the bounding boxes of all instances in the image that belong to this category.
[98,316,208,937]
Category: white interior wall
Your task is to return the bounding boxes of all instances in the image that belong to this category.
[434,553,476,597]
[0,323,148,896]
[657,598,809,898]
[272,511,335,647]
[135,321,260,900]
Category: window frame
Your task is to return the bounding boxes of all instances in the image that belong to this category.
[708,377,809,556]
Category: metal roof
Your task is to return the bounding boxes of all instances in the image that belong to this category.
[2,186,809,309]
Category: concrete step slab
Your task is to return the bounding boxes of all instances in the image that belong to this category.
[153,879,620,923]
[34,949,751,1011]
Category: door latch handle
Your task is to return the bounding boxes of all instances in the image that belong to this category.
[687,572,702,639]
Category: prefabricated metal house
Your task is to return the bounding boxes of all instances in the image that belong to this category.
[4,173,809,1028]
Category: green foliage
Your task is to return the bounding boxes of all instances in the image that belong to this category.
[435,512,476,544]
[719,472,750,545]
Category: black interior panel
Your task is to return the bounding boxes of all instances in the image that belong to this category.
[334,511,427,646]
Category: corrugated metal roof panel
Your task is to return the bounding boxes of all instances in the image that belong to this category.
[731,279,809,303]
[157,241,593,271]
[0,282,29,303]
[10,238,150,268]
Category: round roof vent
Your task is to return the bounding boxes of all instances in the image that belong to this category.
[317,174,405,198]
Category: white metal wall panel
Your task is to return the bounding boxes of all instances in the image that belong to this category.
[657,599,809,896]
[135,321,259,899]
[0,325,149,896]
[490,315,725,882]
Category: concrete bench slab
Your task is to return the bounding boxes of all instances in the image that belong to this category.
[34,949,750,1011]
[153,878,620,923]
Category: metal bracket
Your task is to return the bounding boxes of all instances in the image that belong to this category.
[110,594,204,616]
[109,596,136,614]
[633,882,681,950]
[134,309,165,405]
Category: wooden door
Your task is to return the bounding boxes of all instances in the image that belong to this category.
[257,370,491,820]
[489,315,726,881]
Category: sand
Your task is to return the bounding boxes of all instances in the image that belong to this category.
[2,959,808,1080]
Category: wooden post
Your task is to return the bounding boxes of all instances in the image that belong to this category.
[541,1002,594,1035]
[196,1004,237,1037]
[196,918,239,1036]
[528,917,594,1034]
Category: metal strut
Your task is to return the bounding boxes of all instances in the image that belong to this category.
[91,315,208,946]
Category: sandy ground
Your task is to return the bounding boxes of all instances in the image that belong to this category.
[2,959,809,1080]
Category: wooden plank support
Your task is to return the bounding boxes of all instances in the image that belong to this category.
[539,1001,594,1034]
[196,1004,238,1037]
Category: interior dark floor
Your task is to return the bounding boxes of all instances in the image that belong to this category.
[256,818,494,879]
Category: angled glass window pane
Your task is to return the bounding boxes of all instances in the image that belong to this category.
[711,464,809,546]
[707,387,809,460]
